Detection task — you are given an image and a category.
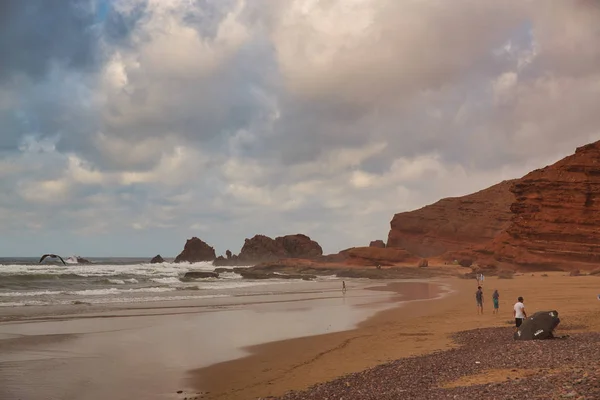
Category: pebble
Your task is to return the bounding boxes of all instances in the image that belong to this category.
[276,327,600,400]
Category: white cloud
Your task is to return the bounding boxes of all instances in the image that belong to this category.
[4,0,600,256]
[270,0,524,105]
[493,72,518,104]
[18,179,71,205]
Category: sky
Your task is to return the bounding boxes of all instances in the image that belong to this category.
[2,0,600,257]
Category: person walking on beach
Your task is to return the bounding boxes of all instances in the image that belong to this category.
[342,281,347,294]
[492,289,500,314]
[513,296,527,331]
[476,286,484,314]
[476,273,484,286]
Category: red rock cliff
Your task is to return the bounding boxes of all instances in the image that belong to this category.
[490,141,600,269]
[386,180,516,257]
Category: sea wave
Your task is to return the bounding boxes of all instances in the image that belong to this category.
[150,277,181,284]
[0,261,312,308]
[0,287,176,297]
[0,261,253,278]
[0,294,231,307]
[103,278,140,285]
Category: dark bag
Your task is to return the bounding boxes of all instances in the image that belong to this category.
[514,310,560,340]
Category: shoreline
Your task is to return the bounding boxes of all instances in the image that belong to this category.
[0,279,414,323]
[3,272,598,399]
[188,279,452,399]
[188,273,600,400]
[0,279,428,400]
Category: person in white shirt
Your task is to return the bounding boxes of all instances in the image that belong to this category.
[513,296,527,331]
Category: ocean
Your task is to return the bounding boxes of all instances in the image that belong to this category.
[0,257,327,307]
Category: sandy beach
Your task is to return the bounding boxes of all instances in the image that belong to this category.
[190,272,600,400]
[0,279,442,400]
[1,272,599,399]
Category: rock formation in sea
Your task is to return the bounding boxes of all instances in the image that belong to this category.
[182,271,219,280]
[386,180,516,257]
[237,234,288,261]
[150,255,165,264]
[174,237,216,263]
[241,234,323,261]
[219,234,323,264]
[211,233,323,266]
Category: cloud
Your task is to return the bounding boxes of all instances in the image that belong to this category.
[0,0,101,82]
[2,0,600,256]
[270,0,524,104]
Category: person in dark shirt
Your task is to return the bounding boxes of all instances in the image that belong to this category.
[492,289,500,314]
[476,286,484,314]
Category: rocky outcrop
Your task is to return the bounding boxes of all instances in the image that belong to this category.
[76,257,91,264]
[369,240,386,248]
[209,234,323,266]
[237,234,287,261]
[182,271,219,280]
[387,180,516,257]
[240,260,457,280]
[214,267,235,273]
[236,234,323,263]
[489,141,600,270]
[213,255,236,266]
[174,237,216,263]
[150,255,165,264]
[238,270,316,280]
[336,247,419,266]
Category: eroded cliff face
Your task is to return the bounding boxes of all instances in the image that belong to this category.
[387,180,516,257]
[491,142,600,269]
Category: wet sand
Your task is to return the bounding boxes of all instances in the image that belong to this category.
[0,279,441,400]
[3,273,595,400]
[190,273,600,400]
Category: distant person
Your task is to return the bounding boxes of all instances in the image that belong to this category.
[476,273,484,286]
[476,286,484,314]
[513,296,527,331]
[342,281,347,294]
[492,289,500,314]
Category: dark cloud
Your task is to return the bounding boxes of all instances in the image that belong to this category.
[0,0,100,82]
[103,1,148,47]
[185,0,240,39]
[0,111,24,150]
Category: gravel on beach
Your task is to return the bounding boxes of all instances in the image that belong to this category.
[272,327,600,400]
